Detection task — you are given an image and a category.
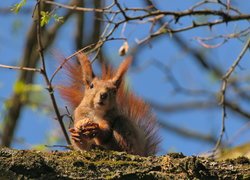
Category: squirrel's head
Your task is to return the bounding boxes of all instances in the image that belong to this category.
[77,53,132,116]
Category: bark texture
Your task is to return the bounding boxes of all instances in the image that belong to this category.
[0,147,249,179]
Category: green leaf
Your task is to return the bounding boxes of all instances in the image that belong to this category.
[25,84,43,92]
[40,11,64,27]
[53,14,64,24]
[41,11,51,27]
[13,80,26,94]
[11,0,27,14]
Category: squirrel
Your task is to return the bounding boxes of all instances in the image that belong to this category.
[59,53,160,156]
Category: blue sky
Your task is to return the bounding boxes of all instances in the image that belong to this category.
[0,0,250,155]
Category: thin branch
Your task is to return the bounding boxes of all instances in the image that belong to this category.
[189,0,241,15]
[137,18,249,45]
[189,0,208,11]
[126,9,250,22]
[0,64,41,72]
[114,0,128,20]
[43,0,116,13]
[36,0,71,145]
[194,27,250,48]
[223,39,250,80]
[213,39,250,152]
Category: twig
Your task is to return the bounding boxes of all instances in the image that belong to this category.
[189,0,208,11]
[194,27,250,48]
[65,106,74,126]
[114,0,128,20]
[189,0,241,15]
[213,39,250,153]
[36,0,71,145]
[223,39,250,79]
[43,0,116,13]
[137,18,249,45]
[0,64,41,72]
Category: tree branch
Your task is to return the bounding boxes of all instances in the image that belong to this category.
[0,147,249,179]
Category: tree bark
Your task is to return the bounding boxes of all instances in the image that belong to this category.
[0,147,249,179]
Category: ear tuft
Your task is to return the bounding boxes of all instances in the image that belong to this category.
[77,53,95,86]
[112,56,132,88]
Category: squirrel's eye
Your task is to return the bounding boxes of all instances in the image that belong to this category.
[89,83,94,89]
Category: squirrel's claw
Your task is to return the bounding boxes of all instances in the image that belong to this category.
[69,128,81,142]
[71,136,81,142]
[69,128,76,133]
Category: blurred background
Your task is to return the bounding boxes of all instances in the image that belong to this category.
[0,0,250,157]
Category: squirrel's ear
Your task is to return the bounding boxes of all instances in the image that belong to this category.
[77,53,95,86]
[112,56,132,88]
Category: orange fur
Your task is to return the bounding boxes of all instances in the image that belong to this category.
[58,53,160,156]
[58,59,84,108]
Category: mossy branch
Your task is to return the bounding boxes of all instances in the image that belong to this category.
[0,147,249,179]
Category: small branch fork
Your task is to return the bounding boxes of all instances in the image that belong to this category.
[194,28,250,49]
[212,38,250,153]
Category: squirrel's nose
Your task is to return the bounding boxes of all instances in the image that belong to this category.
[100,92,108,100]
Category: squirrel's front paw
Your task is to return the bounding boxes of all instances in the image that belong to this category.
[81,122,100,138]
[74,120,100,139]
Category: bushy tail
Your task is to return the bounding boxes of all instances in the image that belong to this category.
[117,88,160,155]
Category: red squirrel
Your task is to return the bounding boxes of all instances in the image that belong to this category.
[59,53,159,156]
